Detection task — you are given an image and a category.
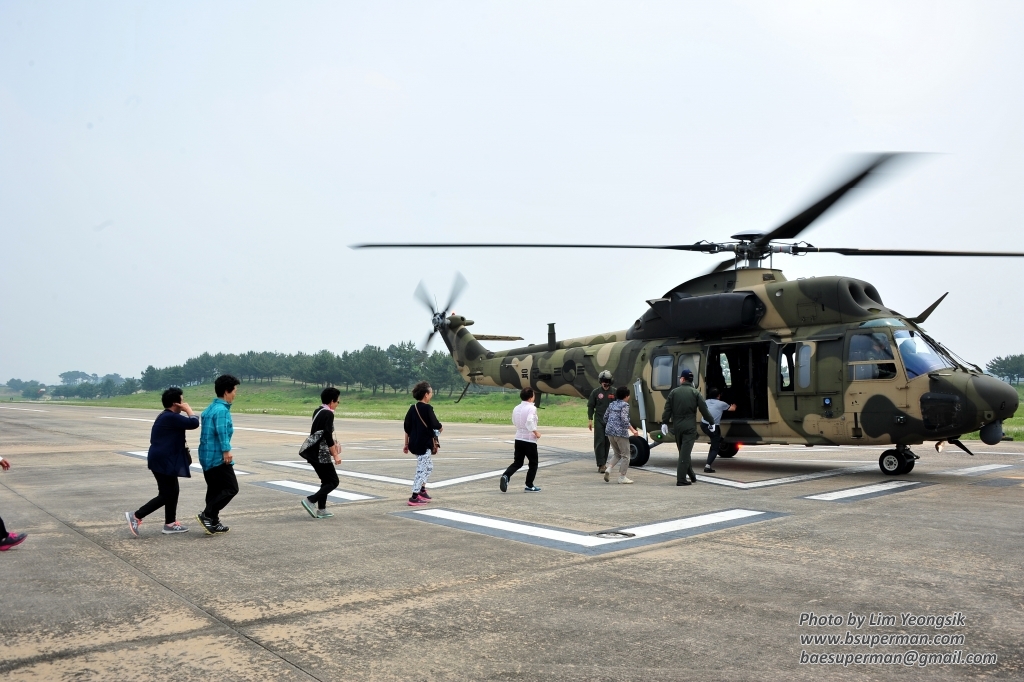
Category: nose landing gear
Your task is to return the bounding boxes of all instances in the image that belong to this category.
[879,445,917,475]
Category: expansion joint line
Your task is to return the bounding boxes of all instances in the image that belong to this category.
[0,479,325,682]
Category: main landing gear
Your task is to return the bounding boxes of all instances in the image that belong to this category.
[879,445,918,475]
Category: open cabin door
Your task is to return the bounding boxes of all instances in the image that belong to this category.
[704,342,770,422]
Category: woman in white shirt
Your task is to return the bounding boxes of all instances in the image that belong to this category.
[500,387,543,493]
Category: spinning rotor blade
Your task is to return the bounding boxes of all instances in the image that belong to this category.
[756,153,902,245]
[792,247,1024,257]
[443,272,467,313]
[413,281,437,314]
[353,243,721,252]
[421,330,436,352]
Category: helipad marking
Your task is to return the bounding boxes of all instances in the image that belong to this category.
[395,507,784,554]
[253,480,378,502]
[0,406,48,412]
[122,451,251,475]
[644,464,876,489]
[263,459,563,488]
[100,417,308,436]
[804,480,930,502]
[938,464,1013,476]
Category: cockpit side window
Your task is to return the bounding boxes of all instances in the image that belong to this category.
[848,332,898,381]
[893,329,953,379]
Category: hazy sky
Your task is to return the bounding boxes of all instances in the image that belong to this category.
[2,2,1022,384]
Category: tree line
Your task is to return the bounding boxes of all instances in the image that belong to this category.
[985,355,1024,385]
[6,343,466,400]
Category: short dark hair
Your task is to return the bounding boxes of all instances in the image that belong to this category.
[321,387,341,404]
[161,387,183,409]
[615,386,630,400]
[520,387,534,401]
[412,381,432,401]
[708,386,721,399]
[214,374,240,398]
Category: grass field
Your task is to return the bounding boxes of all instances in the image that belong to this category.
[8,382,1024,439]
[22,383,591,427]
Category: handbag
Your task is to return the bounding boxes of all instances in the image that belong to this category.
[184,440,192,465]
[414,404,440,455]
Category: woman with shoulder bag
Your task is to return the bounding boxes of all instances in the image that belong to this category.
[403,381,442,506]
[298,387,343,519]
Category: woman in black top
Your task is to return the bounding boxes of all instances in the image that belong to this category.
[403,381,442,506]
[299,387,342,518]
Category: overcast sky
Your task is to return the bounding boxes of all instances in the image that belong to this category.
[2,1,1022,384]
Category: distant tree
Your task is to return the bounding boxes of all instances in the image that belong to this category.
[6,379,27,392]
[75,382,101,399]
[288,352,313,386]
[358,345,391,395]
[183,353,217,385]
[59,371,93,386]
[309,350,335,387]
[141,366,164,391]
[18,381,46,399]
[424,351,464,397]
[100,373,124,386]
[986,354,1024,385]
[97,378,117,398]
[119,377,141,395]
[163,365,185,388]
[386,341,423,393]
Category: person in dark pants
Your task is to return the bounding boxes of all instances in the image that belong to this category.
[699,386,736,473]
[587,371,616,473]
[500,387,543,493]
[661,369,714,486]
[0,456,28,551]
[197,375,240,534]
[125,387,199,536]
[299,387,343,519]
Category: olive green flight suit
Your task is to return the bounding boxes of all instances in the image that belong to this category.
[587,386,616,469]
[661,382,714,484]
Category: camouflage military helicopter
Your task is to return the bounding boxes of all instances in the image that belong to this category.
[354,154,1022,476]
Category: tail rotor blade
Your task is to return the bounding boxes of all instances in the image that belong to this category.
[414,281,436,314]
[443,272,467,313]
[421,330,436,352]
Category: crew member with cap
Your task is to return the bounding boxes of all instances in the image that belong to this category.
[587,371,616,473]
[661,369,715,486]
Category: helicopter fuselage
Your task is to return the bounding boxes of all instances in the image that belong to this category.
[439,268,1018,455]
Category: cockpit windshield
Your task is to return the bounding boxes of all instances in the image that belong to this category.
[893,329,953,379]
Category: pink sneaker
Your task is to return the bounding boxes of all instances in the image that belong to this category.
[407,494,428,506]
[0,532,27,551]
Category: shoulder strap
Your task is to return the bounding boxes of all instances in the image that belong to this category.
[414,403,429,428]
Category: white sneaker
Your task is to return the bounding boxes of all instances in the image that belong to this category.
[618,476,634,484]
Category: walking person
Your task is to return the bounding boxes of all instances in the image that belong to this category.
[604,386,640,484]
[0,456,28,551]
[587,370,616,473]
[403,381,442,507]
[299,387,343,519]
[196,375,240,534]
[661,369,715,486]
[500,387,542,493]
[700,387,736,473]
[124,387,199,536]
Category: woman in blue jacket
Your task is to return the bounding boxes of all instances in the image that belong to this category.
[125,387,200,536]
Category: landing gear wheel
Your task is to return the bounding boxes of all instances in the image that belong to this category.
[629,436,651,468]
[879,450,903,475]
[903,460,915,473]
[718,442,739,458]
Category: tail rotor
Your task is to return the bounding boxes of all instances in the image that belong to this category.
[414,272,467,351]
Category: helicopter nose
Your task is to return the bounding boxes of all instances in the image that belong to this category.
[971,374,1019,422]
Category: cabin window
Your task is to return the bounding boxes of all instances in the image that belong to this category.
[796,344,812,389]
[779,344,795,392]
[848,332,898,381]
[677,353,701,389]
[893,330,953,379]
[652,355,673,390]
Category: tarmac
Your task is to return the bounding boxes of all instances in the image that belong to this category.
[1,403,1023,680]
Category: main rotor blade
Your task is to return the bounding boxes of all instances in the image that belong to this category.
[353,243,721,252]
[791,247,1024,257]
[756,153,902,245]
[413,281,436,314]
[443,272,467,313]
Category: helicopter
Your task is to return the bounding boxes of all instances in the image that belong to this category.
[354,153,1022,476]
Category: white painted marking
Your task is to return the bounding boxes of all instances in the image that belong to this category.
[806,481,921,501]
[414,508,766,546]
[264,459,563,488]
[0,406,48,412]
[265,480,373,501]
[235,427,307,436]
[645,464,875,489]
[939,464,1013,476]
[124,451,250,475]
[101,416,150,422]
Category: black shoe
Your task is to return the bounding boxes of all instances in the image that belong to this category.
[210,522,230,534]
[500,475,508,493]
[677,480,692,486]
[196,512,215,535]
[690,475,698,483]
[704,467,716,473]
